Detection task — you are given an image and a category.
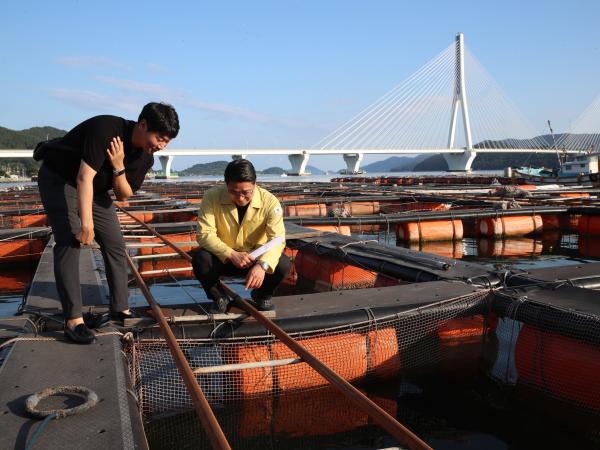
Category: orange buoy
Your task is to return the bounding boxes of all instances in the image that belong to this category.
[228,344,273,396]
[330,201,380,216]
[368,327,401,379]
[559,192,590,198]
[306,225,351,236]
[273,388,369,437]
[139,232,198,255]
[516,325,600,411]
[578,236,600,258]
[0,239,46,264]
[577,215,600,236]
[407,241,464,259]
[12,214,48,228]
[294,251,398,290]
[138,258,193,278]
[437,314,497,376]
[396,219,463,243]
[272,333,367,391]
[285,204,328,217]
[477,215,543,238]
[541,214,560,231]
[477,238,542,257]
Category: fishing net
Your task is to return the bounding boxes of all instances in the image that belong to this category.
[124,289,493,421]
[488,290,600,419]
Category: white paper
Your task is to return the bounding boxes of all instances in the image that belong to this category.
[249,236,284,259]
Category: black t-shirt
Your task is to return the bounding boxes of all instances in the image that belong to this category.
[237,204,249,223]
[42,115,154,193]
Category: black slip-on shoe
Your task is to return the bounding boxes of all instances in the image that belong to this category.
[83,312,110,329]
[256,297,275,311]
[64,324,96,344]
[251,291,275,311]
[110,310,141,323]
[209,297,230,314]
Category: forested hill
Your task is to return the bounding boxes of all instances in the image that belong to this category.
[0,126,66,148]
[0,126,67,176]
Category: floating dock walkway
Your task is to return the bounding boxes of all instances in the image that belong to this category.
[0,241,147,449]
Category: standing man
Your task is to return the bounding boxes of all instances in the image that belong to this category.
[192,159,291,313]
[36,102,179,344]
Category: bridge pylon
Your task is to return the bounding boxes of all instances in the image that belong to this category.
[158,155,175,178]
[444,32,476,171]
[288,152,310,176]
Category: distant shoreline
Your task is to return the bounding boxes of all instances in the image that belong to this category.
[0,177,30,183]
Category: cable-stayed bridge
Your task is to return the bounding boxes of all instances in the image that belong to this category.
[1,33,595,176]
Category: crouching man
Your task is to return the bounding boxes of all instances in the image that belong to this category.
[192,159,291,312]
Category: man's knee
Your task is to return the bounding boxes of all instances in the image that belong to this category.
[191,249,217,277]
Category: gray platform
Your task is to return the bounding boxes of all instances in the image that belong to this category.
[0,240,148,449]
[0,333,147,449]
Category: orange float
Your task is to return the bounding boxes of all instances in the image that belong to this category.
[138,258,193,279]
[12,214,48,228]
[541,214,560,231]
[477,238,542,257]
[293,251,398,290]
[0,239,46,264]
[138,232,198,256]
[577,236,600,258]
[515,325,600,411]
[272,333,367,391]
[396,219,463,242]
[228,344,273,396]
[559,192,590,198]
[306,225,351,236]
[407,241,464,259]
[368,327,401,379]
[477,215,543,238]
[577,215,600,236]
[331,201,380,215]
[284,204,328,217]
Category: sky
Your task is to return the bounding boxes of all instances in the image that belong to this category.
[2,0,600,171]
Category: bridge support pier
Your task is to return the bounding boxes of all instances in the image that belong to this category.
[288,153,310,176]
[342,153,364,174]
[158,155,175,178]
[443,151,476,172]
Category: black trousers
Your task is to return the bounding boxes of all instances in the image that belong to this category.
[38,164,129,319]
[192,249,291,300]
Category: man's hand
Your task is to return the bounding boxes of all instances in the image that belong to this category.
[229,251,254,269]
[77,222,95,246]
[245,264,265,289]
[106,137,125,170]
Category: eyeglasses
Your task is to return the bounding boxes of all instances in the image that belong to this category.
[228,188,254,198]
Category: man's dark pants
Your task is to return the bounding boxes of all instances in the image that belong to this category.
[37,164,129,319]
[192,249,291,301]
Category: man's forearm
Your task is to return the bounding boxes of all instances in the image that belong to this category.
[77,177,94,226]
[112,173,133,201]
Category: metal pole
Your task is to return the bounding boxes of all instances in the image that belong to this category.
[125,255,231,450]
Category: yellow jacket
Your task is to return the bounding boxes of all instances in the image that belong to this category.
[196,185,286,272]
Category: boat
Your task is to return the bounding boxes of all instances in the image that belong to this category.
[514,151,599,185]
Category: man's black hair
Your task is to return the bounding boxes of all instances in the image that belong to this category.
[225,159,257,184]
[138,102,180,138]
